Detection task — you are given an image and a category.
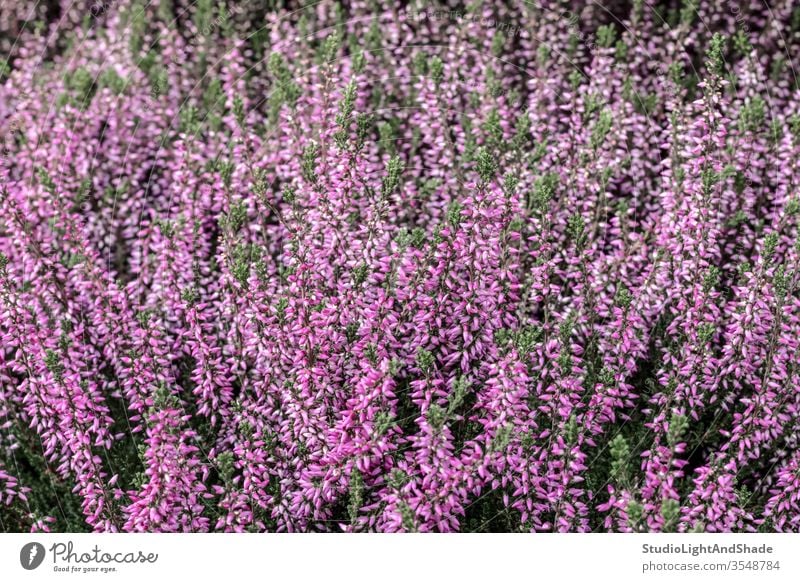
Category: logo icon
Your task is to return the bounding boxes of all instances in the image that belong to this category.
[20,542,46,570]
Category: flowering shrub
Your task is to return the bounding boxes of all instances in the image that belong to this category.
[1,0,799,533]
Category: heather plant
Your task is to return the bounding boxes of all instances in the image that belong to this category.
[0,0,799,533]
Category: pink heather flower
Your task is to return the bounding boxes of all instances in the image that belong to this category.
[0,1,798,533]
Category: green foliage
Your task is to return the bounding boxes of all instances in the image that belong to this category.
[347,469,364,525]
[475,148,497,183]
[416,348,435,375]
[44,350,64,382]
[216,451,235,484]
[382,156,404,197]
[660,499,681,532]
[427,404,446,432]
[268,53,301,119]
[697,322,716,345]
[220,200,248,232]
[447,201,463,229]
[374,410,395,436]
[301,143,320,185]
[591,109,613,150]
[762,232,779,262]
[667,414,689,448]
[627,499,644,531]
[706,33,727,77]
[567,214,587,249]
[615,287,633,310]
[429,56,444,85]
[609,434,631,487]
[739,96,766,133]
[352,263,369,286]
[596,25,617,49]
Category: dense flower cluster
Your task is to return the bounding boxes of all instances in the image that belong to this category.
[1,0,799,533]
